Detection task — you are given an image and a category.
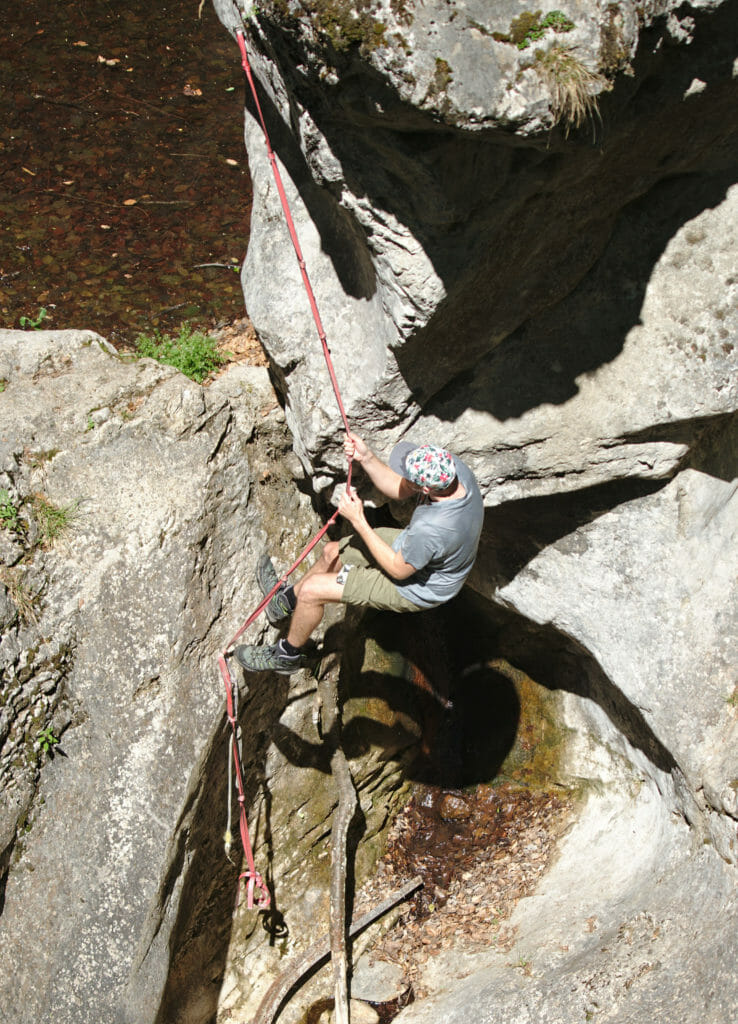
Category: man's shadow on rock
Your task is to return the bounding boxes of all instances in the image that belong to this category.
[266,607,523,791]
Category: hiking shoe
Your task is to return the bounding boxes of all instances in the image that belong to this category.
[234,642,305,675]
[257,553,293,626]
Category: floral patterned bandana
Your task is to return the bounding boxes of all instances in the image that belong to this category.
[403,444,457,489]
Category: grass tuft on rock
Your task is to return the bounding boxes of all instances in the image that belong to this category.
[31,494,80,547]
[0,566,38,624]
[535,45,604,134]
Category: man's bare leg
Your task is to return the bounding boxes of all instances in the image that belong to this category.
[234,540,346,674]
[295,540,342,586]
[288,570,345,648]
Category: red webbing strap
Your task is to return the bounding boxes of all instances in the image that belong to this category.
[218,28,355,911]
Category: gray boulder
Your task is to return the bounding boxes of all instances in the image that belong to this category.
[215,0,737,494]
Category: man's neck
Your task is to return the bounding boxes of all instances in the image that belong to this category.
[429,478,466,502]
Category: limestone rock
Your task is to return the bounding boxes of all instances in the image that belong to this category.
[0,330,279,1023]
[215,0,737,498]
[0,331,416,1024]
[210,3,738,1023]
[352,956,409,1003]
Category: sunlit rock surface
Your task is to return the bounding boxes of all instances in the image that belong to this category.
[0,332,419,1022]
[216,0,737,492]
[213,0,738,1020]
[0,331,285,1022]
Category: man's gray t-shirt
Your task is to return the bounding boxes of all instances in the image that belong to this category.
[391,456,484,609]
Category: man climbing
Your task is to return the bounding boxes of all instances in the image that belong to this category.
[235,432,484,674]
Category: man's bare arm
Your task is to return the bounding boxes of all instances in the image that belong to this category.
[345,432,416,501]
[337,491,417,580]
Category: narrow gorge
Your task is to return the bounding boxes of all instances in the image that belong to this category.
[0,1,736,1022]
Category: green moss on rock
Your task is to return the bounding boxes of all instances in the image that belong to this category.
[299,0,388,53]
[488,658,571,791]
[600,2,632,75]
[496,9,575,50]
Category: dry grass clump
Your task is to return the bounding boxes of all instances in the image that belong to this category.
[535,44,605,135]
[0,566,38,624]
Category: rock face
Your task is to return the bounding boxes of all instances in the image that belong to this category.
[0,332,427,1023]
[210,0,737,1021]
[216,0,737,493]
[1,0,736,1019]
[0,330,286,1022]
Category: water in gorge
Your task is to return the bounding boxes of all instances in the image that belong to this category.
[1,0,252,348]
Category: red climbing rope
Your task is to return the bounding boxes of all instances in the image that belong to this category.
[217,28,354,911]
[236,30,352,437]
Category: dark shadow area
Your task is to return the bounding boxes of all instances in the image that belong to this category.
[149,670,292,1024]
[341,607,466,787]
[267,605,474,788]
[0,854,9,918]
[451,663,521,785]
[447,589,678,777]
[262,589,522,791]
[423,166,738,422]
[240,2,738,410]
[680,409,738,482]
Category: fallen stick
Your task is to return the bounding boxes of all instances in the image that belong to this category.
[251,874,423,1024]
[315,660,359,1024]
[328,744,358,1024]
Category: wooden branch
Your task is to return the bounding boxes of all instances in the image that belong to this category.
[315,666,357,1024]
[328,744,358,1024]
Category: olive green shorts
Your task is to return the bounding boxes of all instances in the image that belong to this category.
[338,528,423,614]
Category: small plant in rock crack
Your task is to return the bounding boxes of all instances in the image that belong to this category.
[31,494,80,546]
[19,307,48,330]
[134,323,224,383]
[0,489,21,533]
[37,727,60,755]
[0,566,38,624]
[495,9,575,49]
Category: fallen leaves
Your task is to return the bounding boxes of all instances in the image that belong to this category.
[355,783,573,994]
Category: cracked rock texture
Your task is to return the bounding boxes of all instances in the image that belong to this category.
[0,331,422,1023]
[212,0,737,1020]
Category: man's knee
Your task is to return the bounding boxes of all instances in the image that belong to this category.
[323,540,340,564]
[297,572,343,607]
[296,575,325,605]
